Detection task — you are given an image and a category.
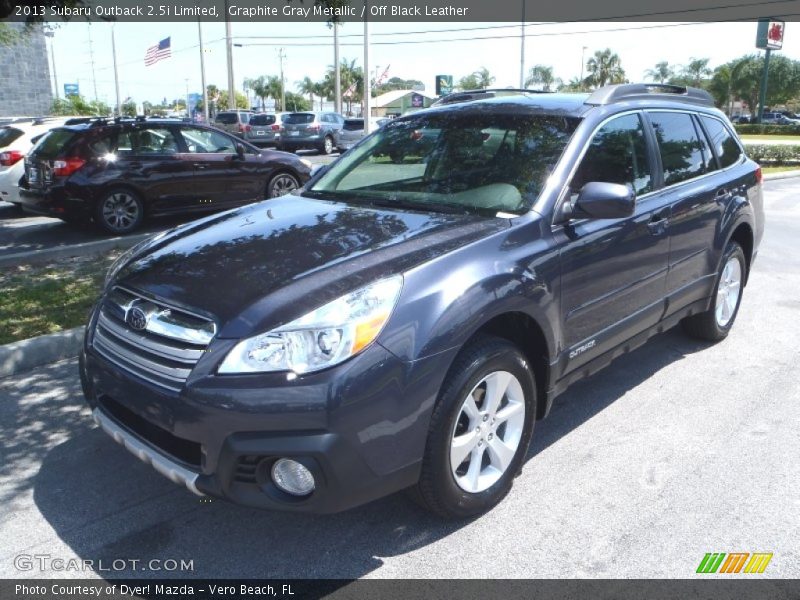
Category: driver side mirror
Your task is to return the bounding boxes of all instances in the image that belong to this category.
[566,182,635,221]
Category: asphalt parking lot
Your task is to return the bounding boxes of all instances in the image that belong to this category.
[0,179,798,580]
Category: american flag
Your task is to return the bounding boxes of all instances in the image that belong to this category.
[144,37,171,66]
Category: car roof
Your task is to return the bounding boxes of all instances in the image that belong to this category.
[422,93,594,118]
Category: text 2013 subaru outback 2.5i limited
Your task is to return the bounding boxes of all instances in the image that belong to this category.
[81,84,763,518]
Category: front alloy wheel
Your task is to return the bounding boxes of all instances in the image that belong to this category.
[413,335,536,518]
[96,189,143,234]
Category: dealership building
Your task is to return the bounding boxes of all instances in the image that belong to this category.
[0,23,53,117]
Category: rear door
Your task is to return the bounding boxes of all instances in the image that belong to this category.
[177,126,264,208]
[557,112,670,374]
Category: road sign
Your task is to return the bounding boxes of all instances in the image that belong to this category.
[756,19,785,50]
[436,75,453,96]
[64,83,79,97]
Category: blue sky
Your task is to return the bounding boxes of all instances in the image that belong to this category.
[44,20,799,106]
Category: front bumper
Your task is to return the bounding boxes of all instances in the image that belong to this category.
[80,321,453,512]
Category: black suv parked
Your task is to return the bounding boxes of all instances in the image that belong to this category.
[19,118,312,234]
[81,85,763,517]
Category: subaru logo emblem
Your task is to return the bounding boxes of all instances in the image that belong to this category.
[126,307,148,331]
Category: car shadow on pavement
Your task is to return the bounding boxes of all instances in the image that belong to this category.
[26,329,710,580]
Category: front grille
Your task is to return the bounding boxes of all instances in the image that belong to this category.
[98,395,202,468]
[92,287,216,392]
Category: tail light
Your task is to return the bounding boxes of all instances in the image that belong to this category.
[755,165,763,184]
[52,157,86,177]
[307,123,321,133]
[271,124,281,131]
[0,150,24,166]
[239,124,252,133]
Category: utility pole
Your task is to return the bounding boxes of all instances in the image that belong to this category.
[225,0,235,109]
[580,46,587,87]
[44,29,58,100]
[363,0,370,131]
[334,23,341,113]
[185,78,190,117]
[198,21,209,122]
[111,25,121,116]
[87,23,98,102]
[278,48,286,113]
[519,0,526,88]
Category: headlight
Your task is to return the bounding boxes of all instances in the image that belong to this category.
[218,275,403,375]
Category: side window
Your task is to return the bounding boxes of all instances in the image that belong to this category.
[88,132,116,156]
[700,116,743,169]
[117,127,181,156]
[180,127,236,154]
[240,113,250,124]
[571,113,653,196]
[648,112,706,186]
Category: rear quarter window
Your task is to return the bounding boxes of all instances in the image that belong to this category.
[0,127,24,148]
[700,116,743,169]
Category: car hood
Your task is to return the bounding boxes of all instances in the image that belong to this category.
[114,195,509,337]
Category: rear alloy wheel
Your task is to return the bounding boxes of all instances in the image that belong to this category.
[681,241,746,341]
[413,335,536,518]
[95,189,144,234]
[267,172,300,198]
[320,135,334,155]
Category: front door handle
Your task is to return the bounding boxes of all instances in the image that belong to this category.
[647,209,670,235]
[193,163,207,170]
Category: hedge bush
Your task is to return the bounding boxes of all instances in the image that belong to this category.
[734,124,800,136]
[744,144,800,164]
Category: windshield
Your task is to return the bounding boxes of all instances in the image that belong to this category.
[285,113,315,125]
[0,127,24,148]
[307,112,579,215]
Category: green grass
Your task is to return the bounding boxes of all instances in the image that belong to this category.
[0,252,121,345]
[762,165,800,174]
[740,134,800,143]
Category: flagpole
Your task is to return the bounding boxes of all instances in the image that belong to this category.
[198,20,209,122]
[363,0,370,132]
[112,24,121,117]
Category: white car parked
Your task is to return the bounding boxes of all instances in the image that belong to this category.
[0,117,75,207]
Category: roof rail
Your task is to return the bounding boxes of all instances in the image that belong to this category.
[432,88,552,106]
[585,83,714,107]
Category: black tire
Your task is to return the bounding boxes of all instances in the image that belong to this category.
[412,335,536,519]
[267,172,300,198]
[94,188,144,235]
[319,135,334,155]
[681,241,747,341]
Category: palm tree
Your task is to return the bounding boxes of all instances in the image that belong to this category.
[249,76,271,111]
[524,65,562,91]
[645,61,674,84]
[297,76,316,106]
[681,58,712,86]
[313,81,329,110]
[585,49,626,88]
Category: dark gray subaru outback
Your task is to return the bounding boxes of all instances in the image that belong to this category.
[81,84,763,518]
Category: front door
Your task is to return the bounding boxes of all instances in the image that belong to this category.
[556,112,670,375]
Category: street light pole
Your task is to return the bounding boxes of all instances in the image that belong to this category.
[44,30,59,100]
[519,0,526,89]
[363,0,370,131]
[334,23,341,113]
[278,48,286,113]
[225,0,235,109]
[757,49,772,123]
[111,25,121,117]
[198,21,209,122]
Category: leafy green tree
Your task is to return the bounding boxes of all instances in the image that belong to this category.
[524,65,561,91]
[284,92,311,112]
[645,61,674,84]
[680,58,712,87]
[458,67,495,91]
[121,100,137,117]
[373,76,425,95]
[297,76,317,105]
[558,77,589,92]
[585,49,626,88]
[51,95,111,116]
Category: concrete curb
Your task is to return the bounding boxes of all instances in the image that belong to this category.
[0,327,82,379]
[763,169,800,181]
[0,233,149,268]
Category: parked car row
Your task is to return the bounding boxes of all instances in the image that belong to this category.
[16,117,312,234]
